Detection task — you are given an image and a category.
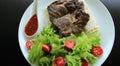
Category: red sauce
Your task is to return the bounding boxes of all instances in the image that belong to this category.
[24,14,38,37]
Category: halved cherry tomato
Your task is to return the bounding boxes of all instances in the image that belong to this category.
[64,40,75,50]
[42,44,51,53]
[26,40,34,50]
[91,46,103,57]
[81,59,88,66]
[53,57,66,66]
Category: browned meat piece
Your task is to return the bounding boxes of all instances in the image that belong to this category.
[59,0,73,2]
[74,9,90,22]
[53,14,72,37]
[76,1,84,9]
[59,0,78,2]
[47,0,90,37]
[65,1,76,12]
[47,1,68,22]
[71,23,82,34]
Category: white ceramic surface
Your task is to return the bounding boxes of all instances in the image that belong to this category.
[18,0,115,66]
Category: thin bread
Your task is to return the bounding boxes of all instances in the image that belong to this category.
[80,0,99,33]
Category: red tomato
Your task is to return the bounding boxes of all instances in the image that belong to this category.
[91,46,103,57]
[81,59,88,66]
[64,40,75,50]
[42,44,51,53]
[53,57,66,66]
[26,40,34,50]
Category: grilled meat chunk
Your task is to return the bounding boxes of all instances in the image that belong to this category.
[47,0,90,37]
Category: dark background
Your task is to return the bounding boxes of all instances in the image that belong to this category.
[0,0,120,66]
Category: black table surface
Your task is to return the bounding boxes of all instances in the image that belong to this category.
[0,0,120,66]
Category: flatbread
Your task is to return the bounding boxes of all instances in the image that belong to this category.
[80,0,99,33]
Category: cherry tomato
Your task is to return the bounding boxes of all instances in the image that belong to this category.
[42,44,51,53]
[91,46,103,57]
[26,40,34,50]
[64,40,75,50]
[53,57,66,66]
[81,59,88,66]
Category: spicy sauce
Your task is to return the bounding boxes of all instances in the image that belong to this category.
[24,14,38,37]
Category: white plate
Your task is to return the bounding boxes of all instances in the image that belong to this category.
[18,0,115,66]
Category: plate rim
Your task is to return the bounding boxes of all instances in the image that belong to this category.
[18,0,115,66]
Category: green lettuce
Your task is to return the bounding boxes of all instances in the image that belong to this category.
[65,55,82,66]
[28,25,101,66]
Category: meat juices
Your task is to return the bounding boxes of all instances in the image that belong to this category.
[47,0,90,37]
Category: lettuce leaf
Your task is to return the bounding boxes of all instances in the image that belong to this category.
[28,41,44,64]
[39,57,51,66]
[65,55,82,66]
[28,25,101,66]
